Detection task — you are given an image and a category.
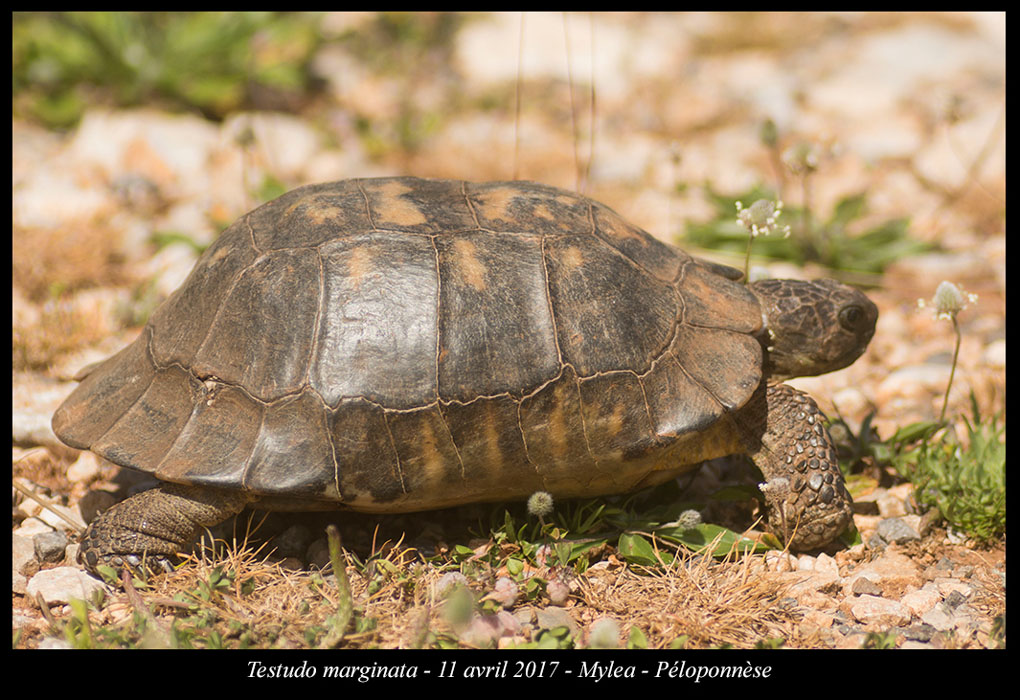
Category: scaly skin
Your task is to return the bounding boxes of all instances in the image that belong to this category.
[77,483,250,575]
[748,383,854,550]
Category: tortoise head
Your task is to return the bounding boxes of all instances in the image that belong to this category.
[749,278,878,381]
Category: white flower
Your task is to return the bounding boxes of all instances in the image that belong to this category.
[736,199,791,239]
[918,281,978,321]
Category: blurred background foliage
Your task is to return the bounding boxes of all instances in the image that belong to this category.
[11,11,470,129]
[13,12,324,126]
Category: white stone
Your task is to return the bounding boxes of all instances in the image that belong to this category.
[849,595,911,627]
[27,567,107,606]
[900,586,942,617]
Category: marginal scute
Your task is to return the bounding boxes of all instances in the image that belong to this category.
[384,405,464,509]
[244,389,339,501]
[92,366,201,472]
[150,221,257,368]
[676,261,761,334]
[576,371,657,478]
[518,365,595,494]
[439,396,539,502]
[155,383,263,487]
[591,203,684,284]
[329,398,403,505]
[51,329,156,450]
[642,353,725,439]
[671,325,762,412]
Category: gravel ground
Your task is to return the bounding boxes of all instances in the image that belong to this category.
[13,12,1004,651]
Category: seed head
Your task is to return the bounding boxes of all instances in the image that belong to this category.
[588,618,621,649]
[676,509,702,530]
[527,491,554,519]
[782,142,820,175]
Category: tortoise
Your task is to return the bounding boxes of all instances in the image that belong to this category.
[52,177,877,575]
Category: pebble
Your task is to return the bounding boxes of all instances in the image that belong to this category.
[26,566,107,606]
[841,548,923,598]
[269,524,313,560]
[847,595,912,627]
[66,451,102,483]
[875,517,921,544]
[535,606,577,636]
[900,585,942,617]
[13,535,36,577]
[33,531,68,564]
[921,604,956,632]
[850,577,883,596]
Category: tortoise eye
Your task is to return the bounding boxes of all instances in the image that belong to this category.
[839,305,864,331]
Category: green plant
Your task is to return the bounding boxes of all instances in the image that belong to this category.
[909,397,1005,543]
[685,183,930,275]
[862,630,899,649]
[13,12,323,127]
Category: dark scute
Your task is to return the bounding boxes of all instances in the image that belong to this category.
[440,396,541,501]
[384,405,464,510]
[150,221,257,368]
[313,233,438,409]
[51,329,156,450]
[591,204,683,284]
[691,256,744,282]
[250,180,372,249]
[642,353,726,442]
[545,234,678,376]
[672,325,763,412]
[677,262,761,334]
[518,365,595,493]
[192,248,320,401]
[92,366,201,472]
[466,181,592,236]
[362,177,477,233]
[330,398,404,505]
[154,383,263,488]
[244,390,339,500]
[436,231,559,401]
[576,371,659,475]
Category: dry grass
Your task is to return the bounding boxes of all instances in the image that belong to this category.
[576,547,811,649]
[60,522,819,649]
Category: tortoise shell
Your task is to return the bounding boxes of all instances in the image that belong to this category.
[52,177,764,513]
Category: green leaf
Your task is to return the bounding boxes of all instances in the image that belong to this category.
[626,625,648,649]
[616,532,664,566]
[656,523,768,556]
[505,557,524,577]
[828,192,868,228]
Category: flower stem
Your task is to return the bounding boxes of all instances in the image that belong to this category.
[939,317,962,423]
[743,235,753,284]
